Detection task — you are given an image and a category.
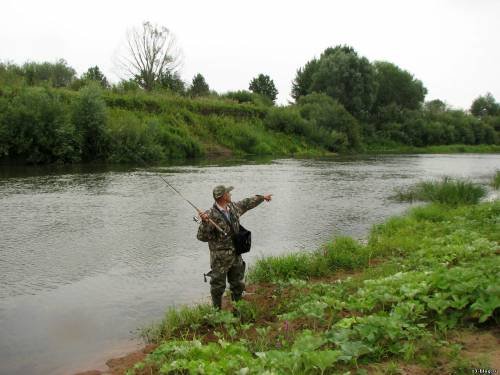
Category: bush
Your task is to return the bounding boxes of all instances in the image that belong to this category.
[297,93,362,150]
[72,84,108,161]
[222,90,273,107]
[0,87,78,163]
[264,106,311,136]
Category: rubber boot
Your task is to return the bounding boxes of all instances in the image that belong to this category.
[211,294,222,310]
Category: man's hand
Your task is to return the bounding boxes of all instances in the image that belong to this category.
[263,194,273,202]
[199,211,210,222]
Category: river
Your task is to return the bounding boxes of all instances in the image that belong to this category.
[0,154,498,375]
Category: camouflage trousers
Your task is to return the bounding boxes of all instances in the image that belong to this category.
[209,249,246,309]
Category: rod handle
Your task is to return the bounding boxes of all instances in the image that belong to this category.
[197,210,227,236]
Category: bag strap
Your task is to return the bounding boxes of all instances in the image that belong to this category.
[213,204,237,233]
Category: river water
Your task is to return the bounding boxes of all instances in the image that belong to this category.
[0,154,498,375]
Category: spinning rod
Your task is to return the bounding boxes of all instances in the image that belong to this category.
[122,145,227,236]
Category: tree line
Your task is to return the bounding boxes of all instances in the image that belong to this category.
[0,22,499,164]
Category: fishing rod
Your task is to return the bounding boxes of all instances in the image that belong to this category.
[121,144,227,236]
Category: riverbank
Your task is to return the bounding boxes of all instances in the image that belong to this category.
[1,85,499,165]
[364,143,500,154]
[78,188,499,374]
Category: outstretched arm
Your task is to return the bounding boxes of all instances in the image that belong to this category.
[234,194,272,216]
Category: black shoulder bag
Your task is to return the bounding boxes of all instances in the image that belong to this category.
[214,204,251,255]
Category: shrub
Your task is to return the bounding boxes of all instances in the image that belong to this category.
[0,87,77,163]
[264,106,311,136]
[222,90,273,107]
[72,84,108,160]
[298,93,362,150]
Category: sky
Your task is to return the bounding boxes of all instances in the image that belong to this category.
[2,0,499,109]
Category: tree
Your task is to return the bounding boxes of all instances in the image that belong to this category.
[425,99,447,113]
[81,66,109,88]
[373,61,427,111]
[23,59,76,87]
[188,73,210,97]
[157,71,185,94]
[470,93,500,117]
[0,61,25,88]
[116,21,182,91]
[292,45,378,119]
[112,79,140,93]
[249,74,278,103]
[291,59,319,101]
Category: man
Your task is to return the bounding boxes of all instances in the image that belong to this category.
[197,185,272,309]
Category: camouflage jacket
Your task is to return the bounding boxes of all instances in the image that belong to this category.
[196,195,265,252]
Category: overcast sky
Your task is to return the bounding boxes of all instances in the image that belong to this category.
[2,0,499,108]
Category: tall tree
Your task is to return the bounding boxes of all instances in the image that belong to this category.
[189,73,210,97]
[470,93,500,117]
[373,61,427,111]
[249,74,278,103]
[157,71,185,94]
[116,22,182,91]
[291,58,319,101]
[292,45,378,119]
[425,99,447,113]
[81,66,109,88]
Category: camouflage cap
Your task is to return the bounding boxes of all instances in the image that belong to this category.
[213,185,234,199]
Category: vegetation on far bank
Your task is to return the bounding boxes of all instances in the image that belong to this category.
[126,178,499,374]
[1,42,500,165]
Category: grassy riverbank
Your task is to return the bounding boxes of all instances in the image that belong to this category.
[1,84,499,165]
[117,179,499,375]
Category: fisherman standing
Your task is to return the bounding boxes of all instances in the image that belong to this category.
[197,185,272,309]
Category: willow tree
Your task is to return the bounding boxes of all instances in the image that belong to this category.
[116,22,182,91]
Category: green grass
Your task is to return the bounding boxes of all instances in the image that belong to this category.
[492,170,500,189]
[247,236,371,283]
[140,303,234,343]
[393,177,487,205]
